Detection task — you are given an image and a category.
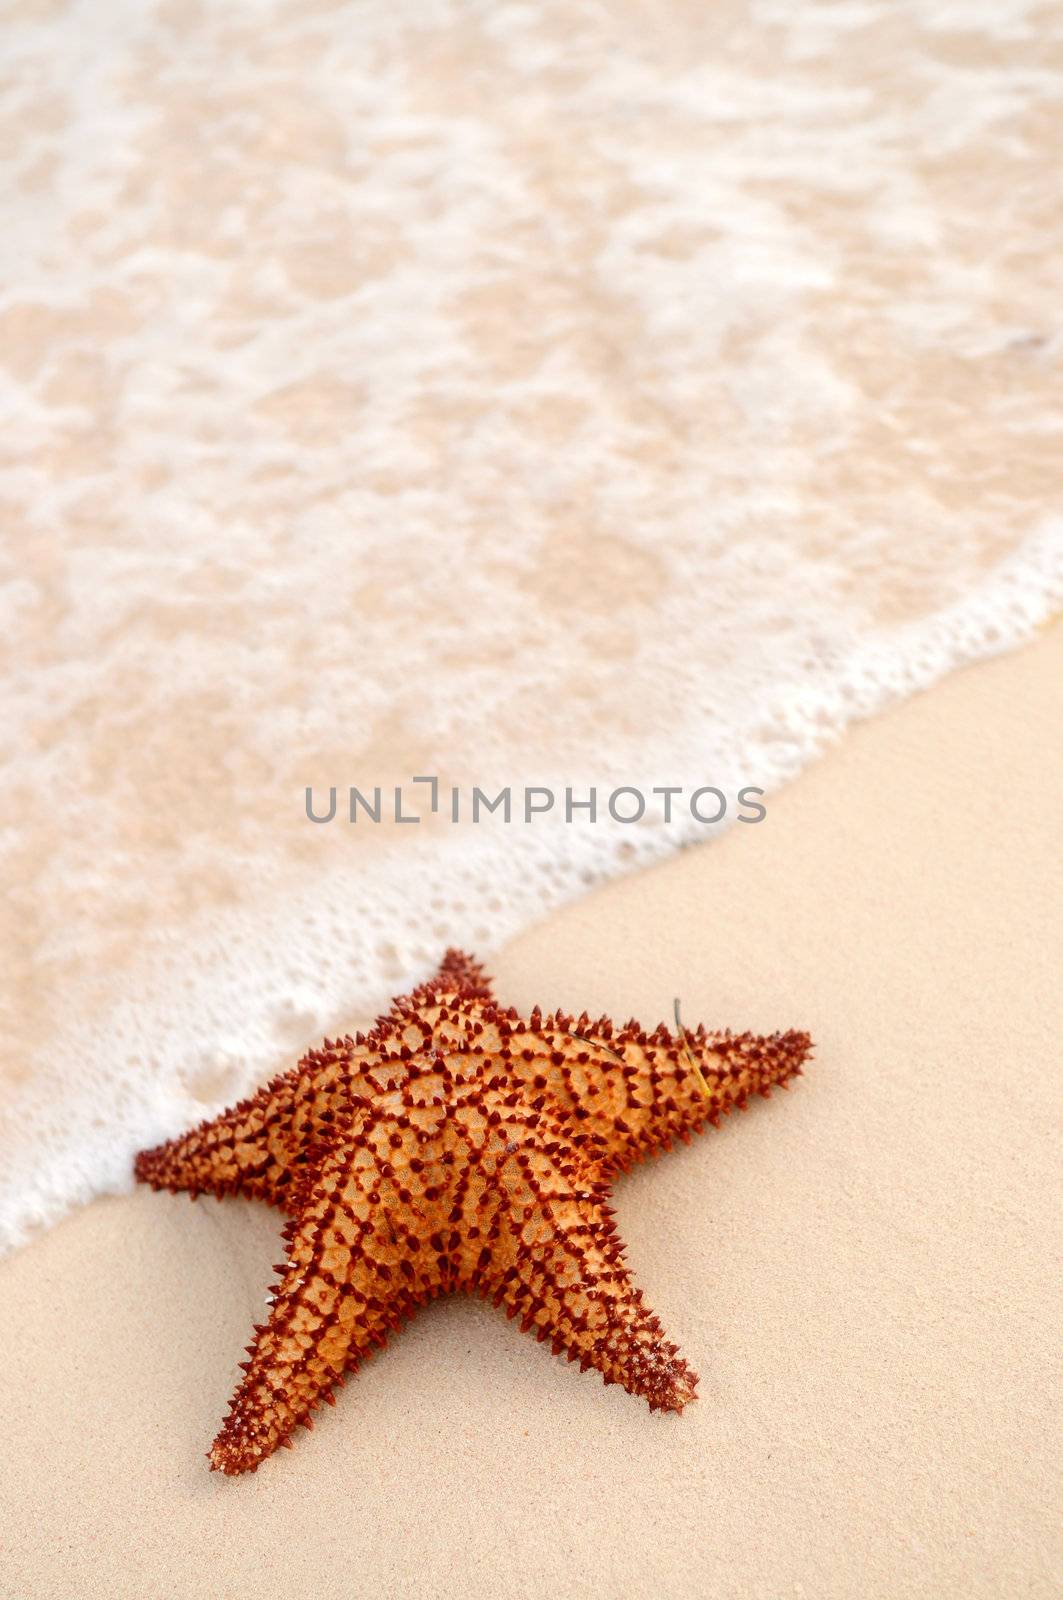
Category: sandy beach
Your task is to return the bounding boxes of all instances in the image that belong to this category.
[4,3,1062,1594]
[1,624,1059,1600]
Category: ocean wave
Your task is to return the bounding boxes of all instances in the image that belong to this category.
[1,0,1061,1250]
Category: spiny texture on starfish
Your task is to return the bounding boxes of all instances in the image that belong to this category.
[136,950,811,1474]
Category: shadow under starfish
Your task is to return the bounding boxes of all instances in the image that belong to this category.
[135,950,812,1474]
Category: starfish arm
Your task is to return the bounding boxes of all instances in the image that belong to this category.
[496,1013,812,1175]
[369,950,496,1056]
[422,1005,810,1176]
[471,1135,698,1414]
[596,1020,813,1173]
[134,949,490,1207]
[209,1128,438,1474]
[429,948,494,1001]
[134,1075,305,1207]
[134,1039,381,1208]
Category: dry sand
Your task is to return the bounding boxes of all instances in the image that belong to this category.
[1,626,1060,1600]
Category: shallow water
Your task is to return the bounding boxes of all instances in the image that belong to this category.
[1,0,1061,1250]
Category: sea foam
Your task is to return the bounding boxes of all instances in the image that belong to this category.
[1,0,1061,1251]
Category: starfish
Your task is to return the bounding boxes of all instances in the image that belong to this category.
[135,950,812,1474]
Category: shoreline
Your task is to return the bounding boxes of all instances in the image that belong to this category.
[1,625,1060,1599]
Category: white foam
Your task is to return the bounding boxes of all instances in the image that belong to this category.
[1,0,1061,1252]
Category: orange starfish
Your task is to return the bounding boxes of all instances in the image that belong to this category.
[136,950,812,1474]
